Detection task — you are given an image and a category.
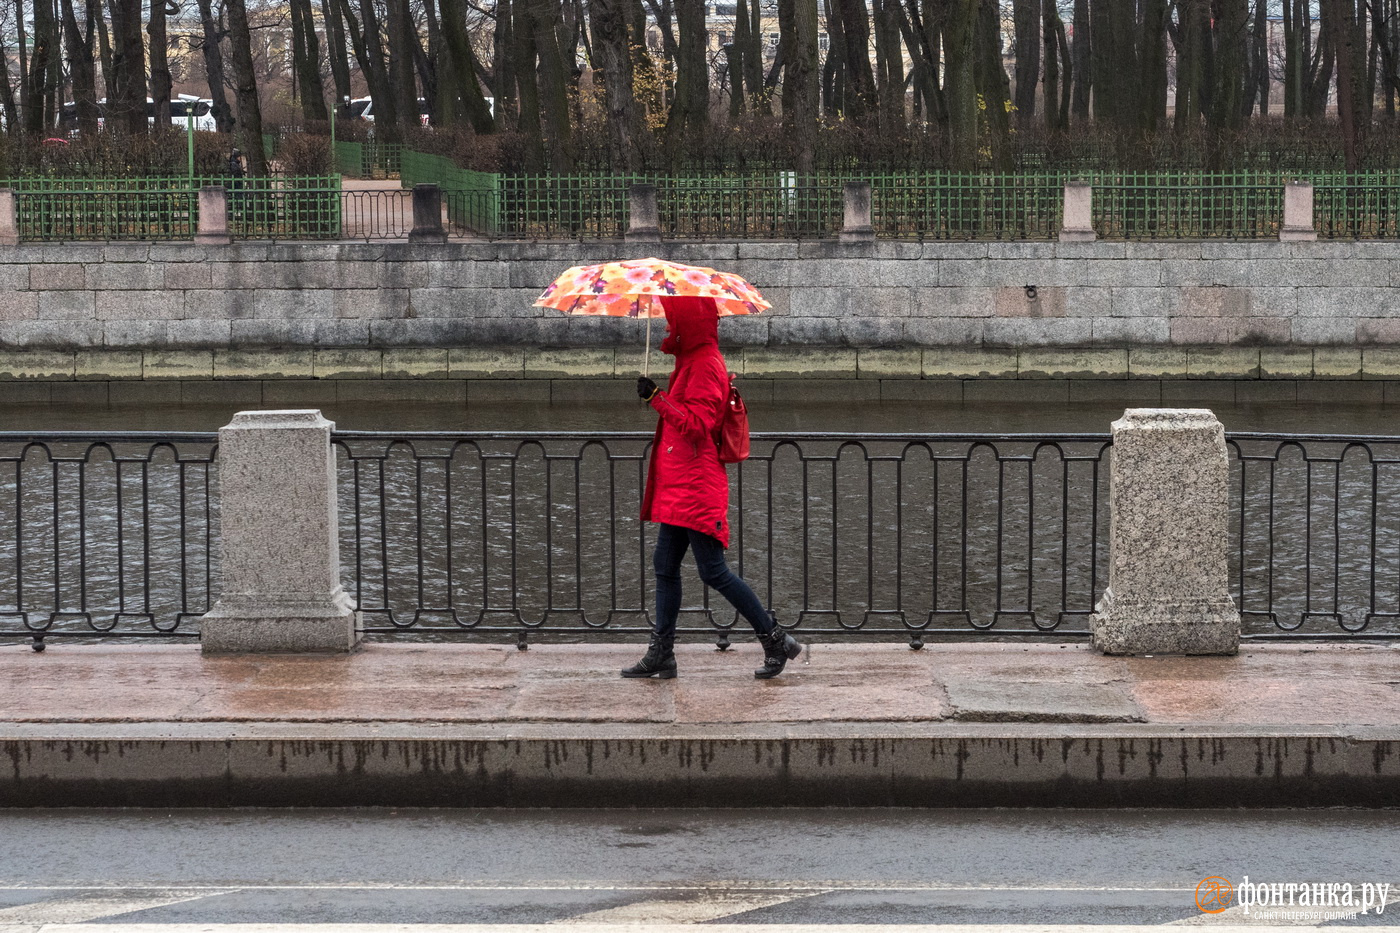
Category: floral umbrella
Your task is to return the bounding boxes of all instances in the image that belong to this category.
[534,257,770,375]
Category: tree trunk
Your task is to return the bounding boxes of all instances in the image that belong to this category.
[822,0,844,117]
[975,0,1012,169]
[1070,0,1090,120]
[943,0,977,169]
[1139,0,1169,132]
[741,0,762,102]
[289,0,329,121]
[149,0,173,130]
[0,30,18,131]
[511,0,544,170]
[1208,0,1248,130]
[1012,0,1038,129]
[28,0,59,133]
[441,0,495,132]
[872,0,905,131]
[1175,0,1206,130]
[354,0,399,134]
[226,0,269,174]
[60,0,98,135]
[107,0,147,135]
[532,0,576,172]
[323,0,353,117]
[834,0,876,122]
[729,0,748,114]
[589,0,638,169]
[1327,0,1364,170]
[195,0,234,132]
[386,0,419,132]
[664,0,707,162]
[785,0,819,172]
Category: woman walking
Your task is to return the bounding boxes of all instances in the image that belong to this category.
[622,295,802,680]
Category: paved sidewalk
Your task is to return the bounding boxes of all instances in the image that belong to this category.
[2,641,1397,807]
[2,641,1398,726]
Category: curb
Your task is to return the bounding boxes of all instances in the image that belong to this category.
[3,723,1397,808]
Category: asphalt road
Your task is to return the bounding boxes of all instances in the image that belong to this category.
[0,809,1396,929]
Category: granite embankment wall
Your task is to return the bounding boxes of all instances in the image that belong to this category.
[4,238,1400,404]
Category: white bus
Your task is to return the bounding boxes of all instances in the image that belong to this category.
[60,96,217,133]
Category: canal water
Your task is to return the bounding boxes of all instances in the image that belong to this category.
[2,396,1398,648]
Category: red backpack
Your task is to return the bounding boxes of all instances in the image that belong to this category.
[717,374,750,463]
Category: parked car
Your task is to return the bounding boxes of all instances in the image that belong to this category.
[59,96,217,133]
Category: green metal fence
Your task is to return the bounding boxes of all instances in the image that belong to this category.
[870,173,1066,239]
[4,176,342,241]
[1090,171,1286,239]
[336,141,404,180]
[401,150,498,235]
[1313,172,1400,239]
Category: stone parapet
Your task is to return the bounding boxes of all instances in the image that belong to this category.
[1,240,1400,352]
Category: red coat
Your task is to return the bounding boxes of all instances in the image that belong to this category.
[640,296,732,547]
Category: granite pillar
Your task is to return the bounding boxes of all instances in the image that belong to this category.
[0,189,19,246]
[1091,409,1241,656]
[627,184,660,242]
[1280,181,1318,242]
[195,186,231,246]
[408,184,447,244]
[201,410,360,653]
[1059,182,1096,242]
[839,181,875,243]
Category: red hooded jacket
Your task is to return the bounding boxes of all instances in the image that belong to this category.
[639,296,732,547]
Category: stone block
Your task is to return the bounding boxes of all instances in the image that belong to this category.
[0,350,75,380]
[963,381,1070,402]
[1158,260,1230,288]
[0,266,26,289]
[507,260,570,290]
[48,382,110,406]
[183,290,256,320]
[28,263,85,290]
[986,242,1060,260]
[1107,288,1168,318]
[550,379,636,402]
[1356,319,1400,345]
[1169,318,1233,345]
[1290,317,1356,345]
[785,287,847,318]
[200,410,360,653]
[1313,348,1363,379]
[982,318,1092,347]
[369,319,478,347]
[1077,260,1163,288]
[921,242,990,260]
[449,347,526,379]
[0,383,51,403]
[1362,349,1400,380]
[1187,348,1260,379]
[1128,348,1188,380]
[1160,381,1236,403]
[728,259,794,289]
[101,321,169,347]
[1171,286,1250,317]
[910,287,995,318]
[1296,381,1383,404]
[232,321,370,347]
[1091,409,1240,656]
[1259,348,1314,380]
[252,289,336,320]
[148,244,215,263]
[1317,260,1390,287]
[314,349,382,379]
[1243,287,1299,318]
[38,290,96,320]
[382,348,449,379]
[269,261,340,290]
[1067,380,1162,403]
[1300,286,1400,317]
[922,348,1018,379]
[2,321,104,348]
[1235,381,1298,403]
[100,243,151,263]
[1124,242,1202,260]
[524,348,615,379]
[164,264,213,289]
[209,263,274,290]
[107,382,183,405]
[86,263,165,290]
[715,315,770,347]
[166,320,234,348]
[839,318,908,347]
[1018,348,1128,380]
[215,349,314,380]
[857,348,922,378]
[95,291,182,320]
[742,347,858,379]
[769,318,845,345]
[75,350,143,381]
[1091,318,1170,345]
[334,289,410,320]
[877,380,963,401]
[467,379,551,402]
[736,242,799,260]
[994,286,1066,318]
[337,380,466,404]
[144,350,215,380]
[1384,382,1400,404]
[424,259,512,289]
[769,378,882,402]
[1233,317,1292,345]
[180,381,263,405]
[0,291,38,321]
[261,380,338,405]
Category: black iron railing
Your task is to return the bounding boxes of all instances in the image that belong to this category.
[332,432,1113,647]
[0,433,219,649]
[1230,434,1400,639]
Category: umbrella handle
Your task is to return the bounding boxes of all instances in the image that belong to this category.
[644,315,651,378]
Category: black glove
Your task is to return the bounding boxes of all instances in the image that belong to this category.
[637,376,658,401]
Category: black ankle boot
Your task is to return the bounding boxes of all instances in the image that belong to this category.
[621,635,677,679]
[754,629,801,679]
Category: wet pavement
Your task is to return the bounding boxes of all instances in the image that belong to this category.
[2,641,1398,727]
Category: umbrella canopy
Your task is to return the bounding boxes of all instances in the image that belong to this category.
[533,258,771,318]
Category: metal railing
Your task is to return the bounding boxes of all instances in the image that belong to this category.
[1092,171,1285,239]
[1230,434,1400,638]
[0,433,219,649]
[332,432,1113,646]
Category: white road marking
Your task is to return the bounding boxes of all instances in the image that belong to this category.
[0,923,1339,932]
[0,889,230,923]
[550,889,827,924]
[0,882,1193,893]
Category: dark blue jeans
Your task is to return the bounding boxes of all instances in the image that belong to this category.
[652,523,775,641]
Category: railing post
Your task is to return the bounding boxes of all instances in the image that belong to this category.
[408,183,447,244]
[626,183,661,242]
[201,410,360,654]
[839,181,875,243]
[1092,409,1241,656]
[0,188,19,246]
[1280,180,1317,242]
[1059,181,1096,242]
[195,185,231,246]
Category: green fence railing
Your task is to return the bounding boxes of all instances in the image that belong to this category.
[4,176,342,241]
[337,141,404,180]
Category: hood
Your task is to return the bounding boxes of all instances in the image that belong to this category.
[658,296,719,357]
